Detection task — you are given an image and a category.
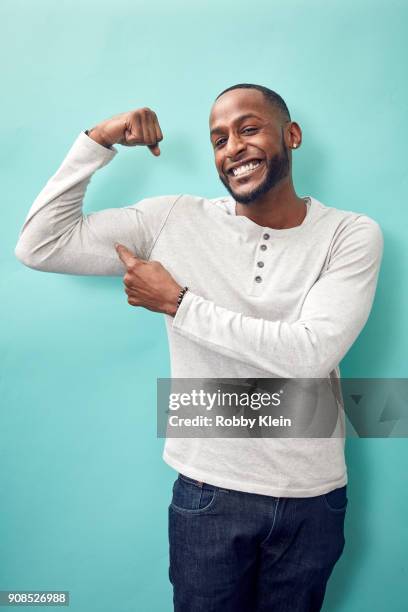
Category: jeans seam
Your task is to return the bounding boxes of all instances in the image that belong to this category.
[179,473,203,487]
[322,486,348,513]
[259,497,280,548]
[170,487,219,515]
[178,472,230,493]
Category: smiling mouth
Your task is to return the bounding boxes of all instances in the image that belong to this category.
[228,159,264,180]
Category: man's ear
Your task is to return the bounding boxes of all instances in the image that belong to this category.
[286,121,302,149]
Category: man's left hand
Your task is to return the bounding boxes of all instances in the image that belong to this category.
[115,243,182,317]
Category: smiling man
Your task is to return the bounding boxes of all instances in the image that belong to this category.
[15,84,383,612]
[211,86,304,217]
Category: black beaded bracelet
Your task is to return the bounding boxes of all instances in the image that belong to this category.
[176,286,189,309]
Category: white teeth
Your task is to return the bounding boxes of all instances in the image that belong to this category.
[232,160,261,177]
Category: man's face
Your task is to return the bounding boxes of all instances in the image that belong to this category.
[209,89,290,205]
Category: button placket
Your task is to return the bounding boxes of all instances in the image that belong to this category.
[249,231,272,295]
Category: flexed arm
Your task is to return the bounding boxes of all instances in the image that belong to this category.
[14,108,175,276]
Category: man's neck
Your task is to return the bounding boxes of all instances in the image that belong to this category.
[235,183,307,230]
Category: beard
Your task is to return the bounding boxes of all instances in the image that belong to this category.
[218,133,290,205]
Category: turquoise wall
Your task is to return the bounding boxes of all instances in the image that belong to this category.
[2,0,407,610]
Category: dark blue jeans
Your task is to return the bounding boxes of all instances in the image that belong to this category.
[168,473,347,612]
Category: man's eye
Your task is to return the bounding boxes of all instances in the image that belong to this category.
[215,127,257,147]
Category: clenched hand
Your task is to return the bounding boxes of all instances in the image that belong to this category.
[87,107,164,155]
[115,243,182,317]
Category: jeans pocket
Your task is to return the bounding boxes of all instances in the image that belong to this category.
[170,473,218,514]
[323,485,348,513]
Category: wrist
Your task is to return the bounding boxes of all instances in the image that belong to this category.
[85,127,113,150]
[166,284,188,317]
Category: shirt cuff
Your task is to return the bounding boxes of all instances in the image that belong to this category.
[78,130,118,159]
[172,289,197,330]
[59,131,118,170]
[83,129,116,151]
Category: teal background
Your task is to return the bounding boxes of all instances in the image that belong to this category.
[1,0,407,610]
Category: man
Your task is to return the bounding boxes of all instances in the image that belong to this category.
[15,83,383,611]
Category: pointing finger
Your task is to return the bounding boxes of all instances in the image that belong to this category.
[115,243,140,267]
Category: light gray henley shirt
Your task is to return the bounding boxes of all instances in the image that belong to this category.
[15,131,384,497]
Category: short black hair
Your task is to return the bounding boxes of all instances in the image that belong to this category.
[214,83,291,123]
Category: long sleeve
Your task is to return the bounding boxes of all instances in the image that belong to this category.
[14,131,179,276]
[172,216,384,378]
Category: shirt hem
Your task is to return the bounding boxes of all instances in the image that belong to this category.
[162,448,348,498]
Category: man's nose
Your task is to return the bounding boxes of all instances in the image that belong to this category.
[225,133,246,157]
